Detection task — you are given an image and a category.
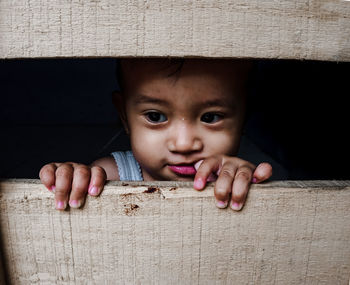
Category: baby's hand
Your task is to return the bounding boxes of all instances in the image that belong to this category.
[193,156,272,211]
[39,162,107,210]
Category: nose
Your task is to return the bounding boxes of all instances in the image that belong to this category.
[167,121,203,154]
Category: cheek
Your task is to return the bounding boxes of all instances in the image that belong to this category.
[205,131,240,155]
[129,127,166,163]
[131,130,161,151]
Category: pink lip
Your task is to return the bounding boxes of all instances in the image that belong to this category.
[168,165,197,176]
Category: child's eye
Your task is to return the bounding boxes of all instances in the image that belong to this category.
[200,112,223,124]
[145,111,167,123]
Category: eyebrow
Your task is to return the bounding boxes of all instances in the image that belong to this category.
[133,94,170,106]
[199,99,231,108]
[133,94,232,109]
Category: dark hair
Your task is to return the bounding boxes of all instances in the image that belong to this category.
[115,59,123,92]
[115,58,185,92]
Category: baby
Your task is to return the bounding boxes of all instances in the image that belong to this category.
[39,58,272,211]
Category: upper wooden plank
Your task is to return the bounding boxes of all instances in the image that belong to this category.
[0,0,349,61]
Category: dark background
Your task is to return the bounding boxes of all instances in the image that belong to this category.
[0,58,349,180]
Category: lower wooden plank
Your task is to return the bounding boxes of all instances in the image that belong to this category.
[0,179,349,284]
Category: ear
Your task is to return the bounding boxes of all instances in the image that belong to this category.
[112,91,130,134]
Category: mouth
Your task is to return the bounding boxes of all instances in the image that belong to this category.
[168,164,197,176]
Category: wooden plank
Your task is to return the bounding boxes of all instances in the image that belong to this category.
[0,179,349,284]
[0,0,349,61]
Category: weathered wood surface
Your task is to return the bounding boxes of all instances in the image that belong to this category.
[0,179,350,284]
[0,0,349,61]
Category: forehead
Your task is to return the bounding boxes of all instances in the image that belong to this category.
[122,61,249,114]
[120,58,251,91]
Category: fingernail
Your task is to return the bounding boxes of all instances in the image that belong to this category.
[56,200,67,210]
[194,178,204,189]
[216,200,228,209]
[231,202,243,211]
[252,177,257,183]
[89,186,98,195]
[69,200,81,209]
[50,185,56,193]
[194,160,203,171]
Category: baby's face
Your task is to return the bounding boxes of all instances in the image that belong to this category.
[117,59,248,181]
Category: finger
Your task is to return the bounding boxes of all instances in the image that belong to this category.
[194,157,221,190]
[68,165,91,209]
[54,164,74,210]
[39,163,59,192]
[214,161,238,208]
[231,165,254,211]
[88,166,107,196]
[252,162,273,183]
[194,160,217,182]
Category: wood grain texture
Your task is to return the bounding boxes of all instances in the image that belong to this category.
[0,0,349,61]
[0,179,350,284]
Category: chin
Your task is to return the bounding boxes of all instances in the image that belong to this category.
[154,169,195,181]
[171,175,195,182]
